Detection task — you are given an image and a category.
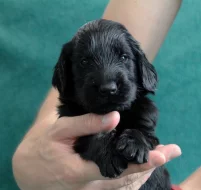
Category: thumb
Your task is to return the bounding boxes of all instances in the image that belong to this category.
[51,111,120,139]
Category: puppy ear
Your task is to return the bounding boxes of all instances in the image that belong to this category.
[137,49,158,93]
[128,35,158,93]
[52,41,73,94]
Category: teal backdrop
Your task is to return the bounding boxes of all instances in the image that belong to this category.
[0,1,200,189]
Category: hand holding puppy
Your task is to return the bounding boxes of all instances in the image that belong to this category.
[12,112,181,190]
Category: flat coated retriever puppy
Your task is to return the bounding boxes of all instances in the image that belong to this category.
[52,19,171,189]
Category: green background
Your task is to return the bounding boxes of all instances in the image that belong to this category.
[0,0,200,189]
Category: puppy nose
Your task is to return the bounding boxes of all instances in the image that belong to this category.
[99,82,117,95]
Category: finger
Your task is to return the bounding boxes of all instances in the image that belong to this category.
[51,111,120,139]
[118,172,152,190]
[123,144,181,175]
[96,170,154,189]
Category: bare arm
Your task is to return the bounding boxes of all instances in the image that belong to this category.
[179,167,201,190]
[24,88,59,138]
[34,88,59,124]
[103,0,182,62]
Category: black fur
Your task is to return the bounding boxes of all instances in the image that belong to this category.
[52,19,171,189]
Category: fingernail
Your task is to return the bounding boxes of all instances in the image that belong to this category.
[168,146,182,161]
[102,113,114,126]
[157,145,164,148]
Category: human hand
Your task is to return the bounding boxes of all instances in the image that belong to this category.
[12,111,181,190]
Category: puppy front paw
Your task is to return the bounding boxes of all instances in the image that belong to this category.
[116,129,149,164]
[75,131,128,178]
[94,131,128,178]
[97,154,127,178]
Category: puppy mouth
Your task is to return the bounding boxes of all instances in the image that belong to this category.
[84,99,133,114]
[79,83,137,114]
[91,104,131,114]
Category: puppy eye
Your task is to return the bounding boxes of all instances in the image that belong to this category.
[81,59,88,66]
[120,54,128,62]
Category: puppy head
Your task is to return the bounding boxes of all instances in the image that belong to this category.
[52,19,157,113]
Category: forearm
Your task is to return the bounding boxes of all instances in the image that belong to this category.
[103,0,182,62]
[24,88,59,138]
[179,167,201,190]
[34,88,59,124]
[32,0,182,127]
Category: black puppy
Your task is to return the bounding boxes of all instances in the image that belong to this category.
[52,19,171,189]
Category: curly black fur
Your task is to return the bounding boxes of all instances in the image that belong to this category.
[52,19,171,189]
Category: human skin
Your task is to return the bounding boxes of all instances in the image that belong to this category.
[179,167,201,190]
